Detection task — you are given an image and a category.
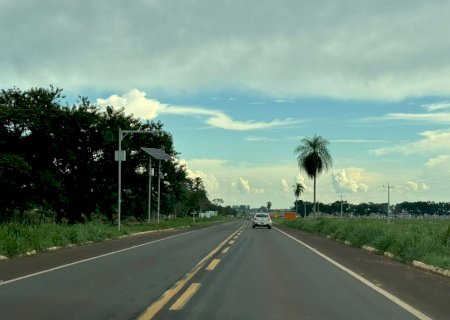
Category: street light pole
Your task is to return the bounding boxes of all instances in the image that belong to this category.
[118,129,123,231]
[157,159,161,224]
[117,129,162,231]
[148,156,152,222]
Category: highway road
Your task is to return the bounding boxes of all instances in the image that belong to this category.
[1,221,448,319]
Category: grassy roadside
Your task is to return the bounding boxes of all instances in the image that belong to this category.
[279,217,450,270]
[0,217,227,259]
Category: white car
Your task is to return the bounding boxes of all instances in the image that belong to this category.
[252,213,272,229]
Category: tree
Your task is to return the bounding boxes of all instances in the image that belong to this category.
[293,182,305,215]
[267,201,272,213]
[294,135,332,217]
[0,86,204,224]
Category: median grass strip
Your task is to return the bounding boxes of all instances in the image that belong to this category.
[280,218,450,270]
[0,217,226,259]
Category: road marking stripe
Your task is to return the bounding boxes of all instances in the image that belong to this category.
[233,235,238,239]
[206,259,220,271]
[222,247,230,254]
[169,283,201,311]
[0,228,207,287]
[275,227,432,320]
[137,224,245,320]
[229,240,235,245]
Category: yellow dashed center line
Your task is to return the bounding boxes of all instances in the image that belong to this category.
[169,283,201,311]
[222,247,230,254]
[229,240,235,245]
[137,224,244,320]
[206,259,221,271]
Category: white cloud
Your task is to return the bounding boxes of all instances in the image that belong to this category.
[422,102,450,112]
[404,181,430,192]
[236,177,264,194]
[97,89,298,131]
[96,89,161,119]
[332,168,369,193]
[295,174,313,193]
[371,129,450,156]
[384,112,450,124]
[280,179,290,193]
[238,177,251,194]
[425,155,450,169]
[178,159,220,198]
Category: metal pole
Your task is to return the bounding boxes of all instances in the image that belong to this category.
[117,129,163,229]
[387,182,390,223]
[340,194,343,218]
[148,156,152,222]
[157,159,161,224]
[118,129,122,231]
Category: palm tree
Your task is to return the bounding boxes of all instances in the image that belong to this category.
[294,135,332,217]
[293,183,305,215]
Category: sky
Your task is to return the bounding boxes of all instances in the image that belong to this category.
[2,0,450,209]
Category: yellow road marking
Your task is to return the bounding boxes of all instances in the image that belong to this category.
[233,235,239,239]
[229,240,235,245]
[206,259,220,271]
[137,224,244,320]
[169,283,201,311]
[222,247,230,253]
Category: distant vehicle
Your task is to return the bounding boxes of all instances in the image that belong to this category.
[252,213,272,229]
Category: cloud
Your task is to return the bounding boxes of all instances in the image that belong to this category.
[3,1,450,100]
[422,102,450,112]
[205,113,298,131]
[245,136,278,142]
[295,174,313,193]
[425,155,450,168]
[280,179,290,193]
[97,89,298,131]
[384,112,450,124]
[371,129,450,156]
[404,181,430,192]
[236,177,264,194]
[96,89,162,119]
[331,139,388,143]
[332,168,369,193]
[178,159,220,196]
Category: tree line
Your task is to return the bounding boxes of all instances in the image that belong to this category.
[293,200,450,217]
[0,86,235,224]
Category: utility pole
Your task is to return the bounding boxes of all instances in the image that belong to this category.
[383,182,395,223]
[340,194,344,218]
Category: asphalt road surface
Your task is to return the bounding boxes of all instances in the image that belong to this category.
[1,221,449,319]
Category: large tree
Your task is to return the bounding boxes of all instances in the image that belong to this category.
[294,135,332,217]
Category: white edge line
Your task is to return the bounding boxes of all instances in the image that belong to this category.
[274,227,432,320]
[0,227,211,286]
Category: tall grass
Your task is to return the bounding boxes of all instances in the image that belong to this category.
[0,217,224,258]
[281,218,450,270]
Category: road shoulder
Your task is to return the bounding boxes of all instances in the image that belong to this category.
[275,224,450,320]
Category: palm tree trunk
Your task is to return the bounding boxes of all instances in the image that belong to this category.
[313,174,317,217]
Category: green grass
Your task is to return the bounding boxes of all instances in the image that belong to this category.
[0,217,226,258]
[280,217,450,270]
